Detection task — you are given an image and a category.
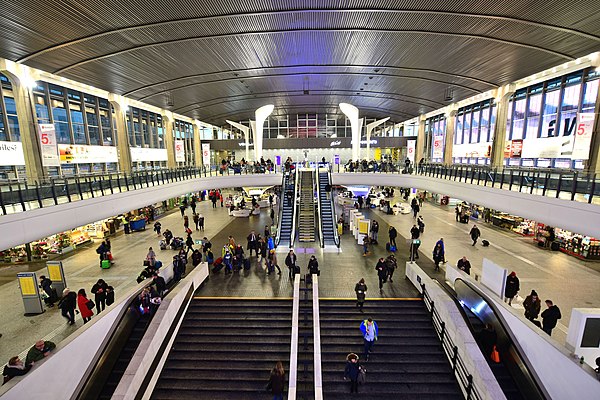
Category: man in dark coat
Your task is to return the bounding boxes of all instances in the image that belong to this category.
[375,258,388,290]
[152,273,167,297]
[541,300,562,336]
[457,256,471,275]
[247,231,258,257]
[504,272,520,305]
[470,224,481,246]
[39,275,55,307]
[388,226,398,248]
[285,250,298,279]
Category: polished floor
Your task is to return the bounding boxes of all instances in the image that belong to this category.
[1,188,598,364]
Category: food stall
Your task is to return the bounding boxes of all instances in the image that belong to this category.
[535,224,600,260]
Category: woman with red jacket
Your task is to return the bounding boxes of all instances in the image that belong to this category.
[77,288,94,324]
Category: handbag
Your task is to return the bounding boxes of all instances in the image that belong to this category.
[490,345,501,363]
[86,299,95,310]
[357,366,366,384]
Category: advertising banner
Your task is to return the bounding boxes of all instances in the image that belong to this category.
[453,142,491,158]
[572,113,595,160]
[0,141,25,166]
[130,147,168,162]
[175,140,185,162]
[510,139,523,158]
[407,139,416,163]
[58,144,118,164]
[201,143,211,165]
[432,134,444,158]
[518,136,574,159]
[38,124,60,167]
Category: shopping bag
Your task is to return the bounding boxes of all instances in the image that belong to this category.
[490,345,500,363]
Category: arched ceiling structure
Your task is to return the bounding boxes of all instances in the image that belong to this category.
[2,1,600,125]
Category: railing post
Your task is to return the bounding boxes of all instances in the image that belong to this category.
[76,178,84,200]
[556,172,563,198]
[108,174,114,194]
[492,168,497,186]
[0,186,6,214]
[50,179,59,205]
[35,181,43,209]
[98,176,105,196]
[440,321,446,343]
[87,177,95,198]
[589,173,596,204]
[571,171,578,201]
[117,175,122,192]
[466,375,474,400]
[452,346,459,373]
[508,170,514,191]
[542,172,549,196]
[518,170,524,192]
[17,182,26,212]
[531,172,538,194]
[124,174,130,191]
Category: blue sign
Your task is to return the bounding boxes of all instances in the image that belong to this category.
[334,155,340,165]
[275,155,281,166]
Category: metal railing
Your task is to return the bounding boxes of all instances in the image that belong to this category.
[0,165,279,216]
[290,169,299,247]
[327,170,341,248]
[288,274,301,400]
[275,172,287,247]
[421,283,482,400]
[312,274,323,400]
[315,169,324,248]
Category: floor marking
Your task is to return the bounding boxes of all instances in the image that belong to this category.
[319,297,422,301]
[193,296,293,300]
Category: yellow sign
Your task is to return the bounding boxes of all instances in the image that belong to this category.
[359,220,370,235]
[374,147,382,161]
[47,264,63,281]
[19,276,37,296]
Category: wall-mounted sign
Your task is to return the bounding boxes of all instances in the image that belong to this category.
[175,140,185,162]
[510,139,523,158]
[334,154,340,165]
[572,113,595,160]
[38,124,60,167]
[407,139,416,162]
[432,134,444,158]
[201,143,211,165]
[330,140,342,147]
[238,142,254,147]
[0,141,25,166]
[58,144,118,164]
[130,147,168,162]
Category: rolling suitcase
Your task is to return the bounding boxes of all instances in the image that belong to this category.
[101,259,111,269]
[482,240,490,247]
[243,258,251,270]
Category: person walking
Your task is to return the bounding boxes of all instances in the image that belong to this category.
[388,226,397,248]
[179,204,186,217]
[432,243,444,272]
[435,238,447,263]
[523,290,541,323]
[385,254,397,282]
[219,192,224,207]
[455,204,461,222]
[152,273,167,297]
[355,279,367,311]
[362,235,370,256]
[185,235,195,255]
[146,247,157,268]
[190,197,197,214]
[504,272,520,305]
[193,213,200,230]
[211,194,217,208]
[183,215,189,230]
[410,224,420,239]
[376,258,387,291]
[268,361,285,400]
[192,249,202,268]
[247,231,259,257]
[58,288,76,325]
[153,221,161,236]
[285,250,298,280]
[198,213,205,230]
[344,353,361,394]
[541,300,561,336]
[370,220,379,243]
[470,224,481,246]
[77,289,94,324]
[267,249,281,275]
[39,275,55,307]
[308,255,320,275]
[270,207,275,224]
[360,318,378,361]
[457,256,471,275]
[91,279,108,315]
[478,324,498,361]
[411,197,420,218]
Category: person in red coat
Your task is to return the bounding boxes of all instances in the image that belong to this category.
[77,289,94,324]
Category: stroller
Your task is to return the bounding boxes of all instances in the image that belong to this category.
[171,237,184,250]
[159,239,167,250]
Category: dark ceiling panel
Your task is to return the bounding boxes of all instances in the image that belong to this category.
[1,1,600,125]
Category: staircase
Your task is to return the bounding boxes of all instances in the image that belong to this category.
[297,282,315,400]
[151,298,292,400]
[317,169,337,246]
[298,170,315,242]
[277,172,295,247]
[319,299,463,399]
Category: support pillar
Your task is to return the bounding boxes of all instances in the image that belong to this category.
[415,115,426,163]
[490,84,516,169]
[340,103,362,161]
[193,122,202,167]
[226,120,250,162]
[586,70,600,174]
[364,117,390,160]
[162,113,176,169]
[254,105,274,161]
[108,97,132,173]
[0,64,44,182]
[444,108,457,165]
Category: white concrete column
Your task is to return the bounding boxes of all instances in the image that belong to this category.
[415,115,426,162]
[444,107,458,165]
[340,103,362,161]
[254,105,274,161]
[490,84,516,169]
[364,117,390,160]
[108,95,133,173]
[226,119,251,161]
[192,122,202,167]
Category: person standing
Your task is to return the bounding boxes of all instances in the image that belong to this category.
[370,220,379,243]
[267,249,281,275]
[432,243,444,272]
[385,254,397,282]
[211,194,217,208]
[77,289,94,324]
[470,224,481,246]
[308,255,319,275]
[388,226,397,248]
[376,258,387,291]
[190,197,197,214]
[219,192,224,207]
[152,273,167,297]
[355,279,367,311]
[153,221,162,236]
[411,197,420,218]
[193,213,200,230]
[362,235,370,256]
[91,279,108,315]
[270,207,275,224]
[58,288,77,325]
[268,361,285,400]
[457,256,471,275]
[183,215,189,230]
[247,231,258,257]
[146,247,157,268]
[410,224,420,239]
[360,318,378,361]
[163,229,173,246]
[39,275,55,307]
[504,272,520,305]
[179,204,186,217]
[435,238,447,263]
[192,249,202,268]
[541,300,561,336]
[285,250,298,280]
[523,290,541,323]
[198,213,205,231]
[344,353,361,394]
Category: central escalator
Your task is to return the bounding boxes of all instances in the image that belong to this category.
[320,299,462,399]
[298,170,316,242]
[277,171,296,247]
[317,168,338,247]
[151,298,293,400]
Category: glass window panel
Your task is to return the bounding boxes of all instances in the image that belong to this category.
[3,97,17,114]
[67,90,81,101]
[73,123,86,144]
[48,84,64,96]
[463,111,471,143]
[0,117,6,141]
[455,114,463,144]
[511,98,526,140]
[70,107,84,124]
[471,109,480,143]
[540,90,560,138]
[55,122,70,143]
[505,99,513,138]
[480,106,489,142]
[525,93,542,139]
[489,105,497,141]
[88,126,100,145]
[52,100,68,122]
[86,109,98,127]
[7,115,20,141]
[582,80,599,113]
[34,95,50,122]
[558,83,581,137]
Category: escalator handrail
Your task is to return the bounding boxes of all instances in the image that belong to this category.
[328,171,341,248]
[454,278,549,400]
[315,169,324,248]
[290,169,299,246]
[275,172,286,247]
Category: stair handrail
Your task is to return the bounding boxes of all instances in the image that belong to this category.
[290,168,299,246]
[275,172,287,246]
[315,169,324,248]
[328,170,341,248]
[312,274,323,400]
[288,274,301,399]
[421,283,483,400]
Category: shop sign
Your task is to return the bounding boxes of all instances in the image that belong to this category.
[175,140,185,162]
[130,147,168,162]
[571,113,595,160]
[0,141,25,166]
[350,139,378,145]
[334,154,340,165]
[406,139,416,162]
[432,134,444,158]
[38,124,60,167]
[58,144,118,164]
[330,140,342,147]
[237,142,253,147]
[201,143,211,165]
